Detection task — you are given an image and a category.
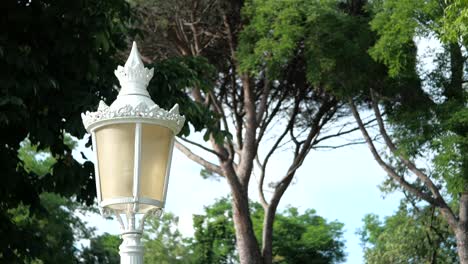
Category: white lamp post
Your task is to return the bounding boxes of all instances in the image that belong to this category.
[82,42,185,264]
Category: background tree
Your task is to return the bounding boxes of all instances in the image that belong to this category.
[348,0,468,262]
[8,193,92,264]
[143,212,193,264]
[190,197,345,264]
[0,0,131,261]
[130,0,379,262]
[191,198,238,263]
[11,138,93,263]
[359,199,458,264]
[80,233,121,264]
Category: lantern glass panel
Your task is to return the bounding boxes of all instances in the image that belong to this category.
[95,123,135,200]
[139,124,173,202]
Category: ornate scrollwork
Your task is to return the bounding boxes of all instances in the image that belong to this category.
[82,101,185,134]
[101,207,115,218]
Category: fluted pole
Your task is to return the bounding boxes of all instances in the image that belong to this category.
[120,232,144,264]
[119,211,144,264]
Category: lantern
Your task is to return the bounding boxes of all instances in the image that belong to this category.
[82,42,184,263]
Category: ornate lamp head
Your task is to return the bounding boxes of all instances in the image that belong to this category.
[81,41,185,264]
[82,42,185,215]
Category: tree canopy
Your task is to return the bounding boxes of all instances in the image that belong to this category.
[359,201,457,264]
[143,212,192,264]
[190,198,345,264]
[80,233,121,264]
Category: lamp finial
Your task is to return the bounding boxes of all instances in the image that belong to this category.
[114,41,154,91]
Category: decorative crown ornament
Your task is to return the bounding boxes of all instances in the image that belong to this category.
[114,42,154,88]
[81,41,185,134]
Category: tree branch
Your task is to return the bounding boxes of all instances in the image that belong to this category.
[348,98,437,205]
[314,117,378,145]
[175,140,223,176]
[208,90,235,159]
[257,90,288,144]
[257,97,300,209]
[179,137,223,157]
[256,75,270,124]
[312,140,368,150]
[369,90,458,229]
[255,156,268,208]
[237,75,258,186]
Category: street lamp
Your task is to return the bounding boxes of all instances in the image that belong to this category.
[82,42,185,264]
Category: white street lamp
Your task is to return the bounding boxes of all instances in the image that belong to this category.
[82,42,185,264]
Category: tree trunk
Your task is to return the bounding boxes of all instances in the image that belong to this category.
[231,190,262,264]
[261,206,276,264]
[456,229,468,264]
[456,194,468,264]
[222,161,262,264]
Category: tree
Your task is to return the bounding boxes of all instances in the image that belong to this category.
[143,212,193,263]
[190,197,345,264]
[130,0,378,262]
[0,0,131,261]
[191,198,238,263]
[80,233,121,264]
[359,200,458,264]
[8,192,93,264]
[9,138,93,263]
[348,0,468,262]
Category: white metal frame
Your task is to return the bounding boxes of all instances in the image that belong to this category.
[162,136,175,208]
[132,123,142,213]
[100,197,164,209]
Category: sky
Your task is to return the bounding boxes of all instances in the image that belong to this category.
[76,36,440,264]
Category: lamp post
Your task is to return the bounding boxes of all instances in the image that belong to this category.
[82,42,185,264]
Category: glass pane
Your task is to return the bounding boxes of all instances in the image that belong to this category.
[95,123,135,200]
[139,124,173,202]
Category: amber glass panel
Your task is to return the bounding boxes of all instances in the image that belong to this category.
[95,124,135,200]
[139,124,173,202]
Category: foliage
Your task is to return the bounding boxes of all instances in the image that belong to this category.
[368,0,436,76]
[143,212,193,263]
[353,1,468,261]
[238,0,308,77]
[238,0,382,95]
[190,197,345,264]
[80,233,121,264]
[267,207,345,264]
[359,201,458,264]
[362,0,468,199]
[0,0,132,261]
[8,192,92,264]
[441,0,468,45]
[7,137,92,263]
[191,198,238,263]
[18,138,58,178]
